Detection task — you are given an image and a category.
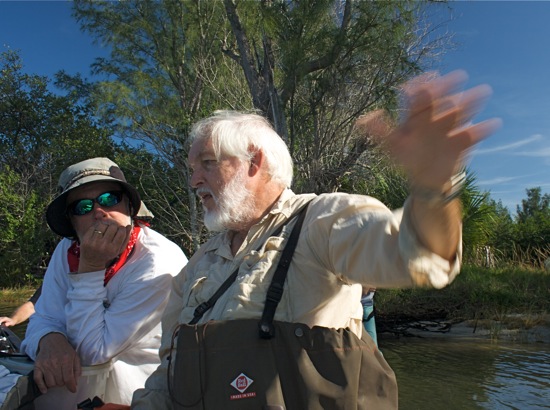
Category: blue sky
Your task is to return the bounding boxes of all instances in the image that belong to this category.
[433,1,550,213]
[1,1,549,214]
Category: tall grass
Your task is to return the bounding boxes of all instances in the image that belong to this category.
[3,267,549,330]
[0,286,36,305]
[376,265,550,324]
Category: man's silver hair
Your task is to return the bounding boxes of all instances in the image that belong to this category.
[189,110,293,188]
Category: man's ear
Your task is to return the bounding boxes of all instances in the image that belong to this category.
[248,149,264,177]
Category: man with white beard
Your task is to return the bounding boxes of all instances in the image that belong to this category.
[132,71,501,409]
[196,159,255,233]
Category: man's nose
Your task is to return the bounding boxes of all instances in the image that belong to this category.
[189,170,203,188]
[92,204,109,218]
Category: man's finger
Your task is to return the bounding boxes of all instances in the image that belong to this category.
[450,118,503,150]
[403,70,469,118]
[74,355,82,380]
[437,84,493,127]
[62,367,78,393]
[33,366,48,394]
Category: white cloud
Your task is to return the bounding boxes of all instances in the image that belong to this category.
[477,176,522,186]
[474,134,543,154]
[515,147,550,157]
[477,171,549,187]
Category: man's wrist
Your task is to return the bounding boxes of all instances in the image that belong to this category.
[410,171,466,206]
[37,331,67,354]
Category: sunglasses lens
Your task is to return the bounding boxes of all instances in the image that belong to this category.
[72,199,94,216]
[97,192,122,207]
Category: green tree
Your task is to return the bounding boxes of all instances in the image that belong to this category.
[72,0,240,250]
[0,49,116,285]
[0,167,46,285]
[485,198,514,263]
[113,144,194,253]
[516,187,550,223]
[337,143,409,210]
[456,170,534,268]
[513,187,550,266]
[460,171,496,264]
[72,0,453,249]
[220,0,452,193]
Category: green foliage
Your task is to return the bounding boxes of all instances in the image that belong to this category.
[516,187,550,223]
[376,265,550,322]
[113,145,196,255]
[464,186,550,268]
[0,50,117,286]
[335,146,409,209]
[6,1,548,289]
[511,187,550,266]
[460,171,497,263]
[251,0,438,193]
[458,175,549,270]
[71,0,451,246]
[0,168,44,286]
[484,199,515,260]
[72,0,237,250]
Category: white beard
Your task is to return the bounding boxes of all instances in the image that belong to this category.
[199,167,254,232]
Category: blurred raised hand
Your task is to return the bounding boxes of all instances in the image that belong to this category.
[356,70,501,192]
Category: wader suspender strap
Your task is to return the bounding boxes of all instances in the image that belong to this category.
[258,203,309,339]
[188,269,238,325]
[188,201,311,326]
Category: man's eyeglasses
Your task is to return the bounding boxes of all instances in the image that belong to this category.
[67,191,124,216]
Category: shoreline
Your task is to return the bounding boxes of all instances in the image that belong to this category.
[379,317,550,344]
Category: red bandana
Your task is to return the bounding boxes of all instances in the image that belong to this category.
[68,224,142,286]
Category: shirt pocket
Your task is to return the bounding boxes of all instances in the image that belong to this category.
[234,235,286,311]
[180,275,207,314]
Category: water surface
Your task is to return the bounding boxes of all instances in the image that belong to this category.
[381,336,550,410]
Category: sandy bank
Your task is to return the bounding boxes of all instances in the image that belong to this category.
[379,314,550,344]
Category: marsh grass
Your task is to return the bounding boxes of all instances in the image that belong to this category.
[0,286,36,305]
[2,266,549,331]
[376,265,550,327]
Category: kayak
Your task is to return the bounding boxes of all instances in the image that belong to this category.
[0,325,32,376]
[0,326,38,410]
[0,325,23,356]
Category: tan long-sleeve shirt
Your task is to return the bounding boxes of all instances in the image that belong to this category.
[132,189,461,408]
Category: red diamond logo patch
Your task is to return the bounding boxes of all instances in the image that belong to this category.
[230,373,253,393]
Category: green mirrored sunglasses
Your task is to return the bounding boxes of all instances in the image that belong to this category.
[68,191,124,216]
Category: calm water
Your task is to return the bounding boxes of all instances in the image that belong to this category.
[381,336,550,410]
[3,304,549,409]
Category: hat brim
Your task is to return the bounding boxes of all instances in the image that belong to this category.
[46,175,141,238]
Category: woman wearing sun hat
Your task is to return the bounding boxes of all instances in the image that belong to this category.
[20,157,187,408]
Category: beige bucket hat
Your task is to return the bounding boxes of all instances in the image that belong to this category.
[46,157,153,237]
